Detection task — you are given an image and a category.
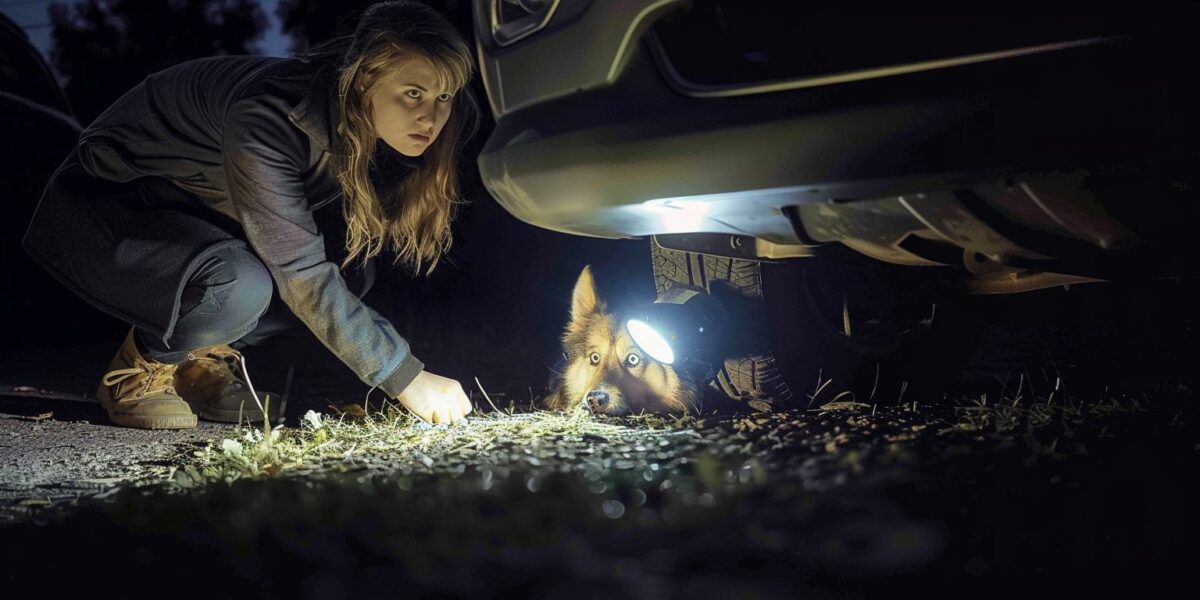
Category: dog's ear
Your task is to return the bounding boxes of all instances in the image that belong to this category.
[570,266,599,321]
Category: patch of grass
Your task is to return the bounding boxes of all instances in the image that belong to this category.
[171,400,690,487]
[158,374,1158,494]
[939,385,1146,440]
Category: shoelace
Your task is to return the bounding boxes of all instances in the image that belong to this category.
[102,361,177,399]
[186,348,265,413]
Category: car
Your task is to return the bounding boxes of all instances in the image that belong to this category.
[471,1,1200,406]
[1,10,81,220]
[2,11,95,344]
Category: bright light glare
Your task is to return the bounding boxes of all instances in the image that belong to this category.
[626,319,674,364]
[642,200,713,233]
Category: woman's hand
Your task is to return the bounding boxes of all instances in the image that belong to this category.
[395,370,472,424]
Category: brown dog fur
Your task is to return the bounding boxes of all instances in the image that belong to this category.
[545,267,700,415]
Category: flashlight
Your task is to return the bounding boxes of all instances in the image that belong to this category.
[625,286,727,381]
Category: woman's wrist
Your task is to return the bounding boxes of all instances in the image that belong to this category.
[380,354,425,398]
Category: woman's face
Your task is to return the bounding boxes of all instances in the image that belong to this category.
[369,57,455,157]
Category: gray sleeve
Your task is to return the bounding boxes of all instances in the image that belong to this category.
[222,96,424,398]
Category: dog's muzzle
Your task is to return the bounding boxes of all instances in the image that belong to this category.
[586,389,610,410]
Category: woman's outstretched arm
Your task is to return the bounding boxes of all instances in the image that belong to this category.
[222,93,427,399]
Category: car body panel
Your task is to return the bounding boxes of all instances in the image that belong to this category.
[474,2,1198,281]
[474,0,685,118]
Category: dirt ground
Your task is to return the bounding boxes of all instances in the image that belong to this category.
[2,280,1198,597]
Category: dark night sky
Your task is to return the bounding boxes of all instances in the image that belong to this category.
[1,0,293,60]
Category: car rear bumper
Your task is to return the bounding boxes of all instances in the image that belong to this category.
[478,28,1192,245]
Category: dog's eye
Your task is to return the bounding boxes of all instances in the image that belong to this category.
[589,352,601,365]
[626,353,641,367]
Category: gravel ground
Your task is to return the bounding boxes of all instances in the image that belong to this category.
[0,393,224,514]
[1,385,1194,597]
[0,337,379,522]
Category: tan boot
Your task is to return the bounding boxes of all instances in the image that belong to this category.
[175,345,282,423]
[97,330,197,430]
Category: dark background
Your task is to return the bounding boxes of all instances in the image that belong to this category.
[0,0,658,398]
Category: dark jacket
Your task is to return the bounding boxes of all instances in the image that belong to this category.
[25,55,424,398]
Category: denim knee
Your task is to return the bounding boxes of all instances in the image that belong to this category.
[141,246,273,362]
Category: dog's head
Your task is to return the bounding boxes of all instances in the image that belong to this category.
[546,267,698,415]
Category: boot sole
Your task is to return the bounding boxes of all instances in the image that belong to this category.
[190,398,286,424]
[108,411,198,430]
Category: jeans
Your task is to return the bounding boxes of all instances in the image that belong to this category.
[137,245,376,363]
[24,149,375,364]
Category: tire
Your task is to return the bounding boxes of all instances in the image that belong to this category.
[766,246,985,407]
[651,243,984,410]
[651,243,793,411]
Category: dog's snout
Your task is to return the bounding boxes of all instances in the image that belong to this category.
[586,389,610,409]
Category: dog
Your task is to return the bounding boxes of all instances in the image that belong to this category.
[544,266,703,415]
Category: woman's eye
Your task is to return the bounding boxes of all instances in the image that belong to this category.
[436,93,453,102]
[626,353,641,367]
[589,352,601,365]
[405,90,421,99]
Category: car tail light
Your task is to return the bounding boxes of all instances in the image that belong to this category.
[490,0,560,46]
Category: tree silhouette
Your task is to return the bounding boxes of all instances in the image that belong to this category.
[49,0,267,124]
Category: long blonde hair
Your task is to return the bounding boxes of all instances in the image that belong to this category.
[330,1,476,274]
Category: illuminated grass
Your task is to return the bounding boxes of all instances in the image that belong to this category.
[164,375,1155,491]
[172,399,692,486]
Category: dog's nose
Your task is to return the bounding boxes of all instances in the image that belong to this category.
[586,390,610,409]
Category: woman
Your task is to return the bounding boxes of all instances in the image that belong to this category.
[22,1,477,429]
